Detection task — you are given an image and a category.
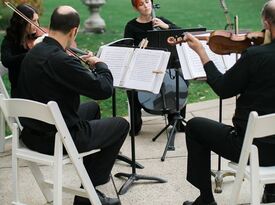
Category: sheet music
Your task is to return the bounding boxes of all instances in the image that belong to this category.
[177,33,236,79]
[98,46,134,86]
[123,49,169,93]
[98,45,170,93]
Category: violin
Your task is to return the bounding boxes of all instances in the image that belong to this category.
[24,27,47,49]
[167,30,265,55]
[5,2,91,69]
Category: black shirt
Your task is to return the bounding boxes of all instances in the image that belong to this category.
[204,40,275,139]
[124,17,179,46]
[1,37,28,97]
[18,37,113,132]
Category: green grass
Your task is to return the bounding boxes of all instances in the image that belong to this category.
[0,0,266,117]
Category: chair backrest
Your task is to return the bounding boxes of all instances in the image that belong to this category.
[0,61,9,99]
[0,94,80,159]
[0,94,101,204]
[0,62,12,152]
[238,111,275,170]
[230,111,275,205]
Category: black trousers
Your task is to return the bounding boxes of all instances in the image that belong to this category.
[21,101,129,186]
[185,117,275,194]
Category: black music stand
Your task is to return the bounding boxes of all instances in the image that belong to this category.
[147,28,206,161]
[110,41,168,194]
[107,38,145,169]
[115,90,167,195]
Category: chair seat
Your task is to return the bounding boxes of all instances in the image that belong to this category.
[16,143,100,166]
[229,161,275,184]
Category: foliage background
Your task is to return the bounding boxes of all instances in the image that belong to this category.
[0,0,267,117]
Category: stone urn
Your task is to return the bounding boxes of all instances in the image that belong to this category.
[81,0,106,33]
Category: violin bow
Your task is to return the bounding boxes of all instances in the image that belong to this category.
[4,2,94,71]
[5,2,46,34]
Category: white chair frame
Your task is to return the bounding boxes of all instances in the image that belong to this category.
[229,111,275,205]
[0,94,102,205]
[0,61,11,152]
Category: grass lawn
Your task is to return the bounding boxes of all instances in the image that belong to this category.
[0,0,266,117]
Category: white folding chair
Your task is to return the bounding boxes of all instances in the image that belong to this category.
[0,61,12,152]
[229,111,275,205]
[0,94,102,205]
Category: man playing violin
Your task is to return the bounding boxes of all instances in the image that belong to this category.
[1,4,39,98]
[182,0,275,204]
[17,5,129,205]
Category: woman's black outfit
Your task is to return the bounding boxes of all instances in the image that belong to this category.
[124,17,186,136]
[1,37,28,97]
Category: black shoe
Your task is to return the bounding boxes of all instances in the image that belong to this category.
[129,118,142,136]
[73,190,121,205]
[176,121,185,133]
[183,196,217,205]
[262,191,275,203]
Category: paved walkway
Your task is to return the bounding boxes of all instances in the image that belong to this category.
[0,98,254,205]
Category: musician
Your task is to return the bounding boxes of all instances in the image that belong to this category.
[182,0,275,204]
[1,4,39,98]
[17,6,129,205]
[124,0,186,136]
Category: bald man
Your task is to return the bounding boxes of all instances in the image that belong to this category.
[18,5,128,205]
[181,1,275,204]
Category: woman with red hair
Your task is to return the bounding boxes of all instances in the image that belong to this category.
[126,0,178,46]
[124,0,185,136]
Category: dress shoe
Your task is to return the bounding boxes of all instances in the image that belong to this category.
[176,121,185,133]
[129,119,142,136]
[262,191,275,203]
[73,190,121,205]
[183,196,217,205]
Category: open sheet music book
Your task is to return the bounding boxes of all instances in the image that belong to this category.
[98,46,170,94]
[176,33,236,80]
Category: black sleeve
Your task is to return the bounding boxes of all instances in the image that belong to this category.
[49,54,114,100]
[124,22,134,38]
[159,17,180,29]
[1,38,26,70]
[204,52,251,99]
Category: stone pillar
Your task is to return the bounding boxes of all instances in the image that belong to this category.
[81,0,106,33]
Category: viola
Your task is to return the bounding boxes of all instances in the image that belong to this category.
[167,30,265,55]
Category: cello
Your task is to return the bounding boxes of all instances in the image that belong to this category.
[137,3,188,117]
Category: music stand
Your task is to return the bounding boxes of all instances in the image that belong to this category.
[115,90,167,195]
[110,42,168,194]
[146,28,206,161]
[109,38,145,169]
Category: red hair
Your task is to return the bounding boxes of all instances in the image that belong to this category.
[131,0,153,8]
